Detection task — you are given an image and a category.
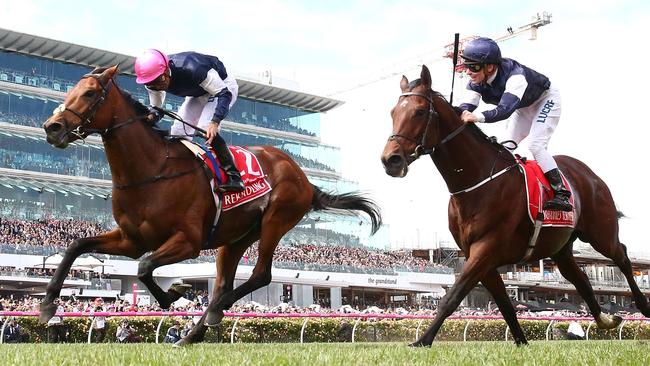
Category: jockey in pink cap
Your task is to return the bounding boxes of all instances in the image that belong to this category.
[134,49,244,193]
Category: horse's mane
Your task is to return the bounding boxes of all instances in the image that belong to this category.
[408,78,509,153]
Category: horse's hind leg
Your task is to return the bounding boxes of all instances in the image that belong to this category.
[551,239,622,329]
[176,237,255,347]
[583,234,650,317]
[204,206,303,326]
[40,229,145,323]
[137,231,200,309]
[481,269,528,345]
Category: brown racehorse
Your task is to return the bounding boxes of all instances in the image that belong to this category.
[381,65,646,346]
[41,65,382,346]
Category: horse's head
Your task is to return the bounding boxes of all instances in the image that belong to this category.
[43,65,119,148]
[381,65,442,177]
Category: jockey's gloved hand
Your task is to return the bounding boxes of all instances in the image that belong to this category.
[146,107,164,124]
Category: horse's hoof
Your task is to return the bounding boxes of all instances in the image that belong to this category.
[408,340,430,348]
[173,339,190,348]
[205,311,224,327]
[39,302,57,324]
[596,313,623,329]
[169,283,192,297]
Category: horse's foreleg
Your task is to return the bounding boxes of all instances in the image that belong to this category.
[176,243,248,347]
[137,231,199,310]
[412,247,493,347]
[481,269,528,346]
[551,243,622,329]
[40,229,143,323]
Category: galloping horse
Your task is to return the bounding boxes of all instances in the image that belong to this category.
[381,65,646,346]
[41,65,382,346]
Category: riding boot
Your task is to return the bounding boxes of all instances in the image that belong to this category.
[211,134,244,193]
[543,168,573,212]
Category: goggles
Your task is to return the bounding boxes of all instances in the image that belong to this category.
[464,63,483,72]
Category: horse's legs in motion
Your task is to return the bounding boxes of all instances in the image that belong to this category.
[137,231,199,309]
[586,236,650,317]
[551,239,622,329]
[204,210,301,326]
[412,246,493,347]
[481,269,528,345]
[176,237,254,346]
[40,229,145,323]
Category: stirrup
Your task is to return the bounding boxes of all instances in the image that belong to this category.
[216,180,245,193]
[543,198,573,212]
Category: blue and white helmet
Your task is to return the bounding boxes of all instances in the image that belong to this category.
[461,37,501,64]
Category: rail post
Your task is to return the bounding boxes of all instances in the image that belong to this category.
[351,317,361,343]
[545,320,555,341]
[300,318,309,344]
[230,318,240,344]
[585,320,594,340]
[87,317,96,344]
[463,320,471,342]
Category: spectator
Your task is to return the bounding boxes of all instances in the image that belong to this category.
[567,321,585,340]
[4,318,27,343]
[92,301,107,343]
[180,319,194,338]
[163,320,182,344]
[47,302,66,343]
[116,319,141,343]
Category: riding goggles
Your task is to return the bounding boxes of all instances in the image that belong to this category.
[464,63,483,72]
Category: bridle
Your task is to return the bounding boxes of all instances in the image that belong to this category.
[388,91,466,160]
[55,73,143,140]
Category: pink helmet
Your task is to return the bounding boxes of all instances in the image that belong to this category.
[134,49,169,84]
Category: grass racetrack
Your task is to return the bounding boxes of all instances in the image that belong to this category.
[4,340,650,366]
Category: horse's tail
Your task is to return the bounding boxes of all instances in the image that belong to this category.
[310,184,382,235]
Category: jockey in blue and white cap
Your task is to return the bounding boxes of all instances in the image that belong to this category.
[456,37,571,212]
[135,49,244,193]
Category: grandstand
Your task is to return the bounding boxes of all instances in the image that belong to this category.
[0,27,454,310]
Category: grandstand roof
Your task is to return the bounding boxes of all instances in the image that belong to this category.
[0,168,111,199]
[0,27,343,113]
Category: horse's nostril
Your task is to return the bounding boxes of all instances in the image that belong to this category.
[386,154,404,168]
[45,122,63,134]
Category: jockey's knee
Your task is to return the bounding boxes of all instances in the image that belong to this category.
[528,140,549,156]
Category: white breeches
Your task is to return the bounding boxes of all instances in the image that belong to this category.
[170,76,239,138]
[505,86,562,173]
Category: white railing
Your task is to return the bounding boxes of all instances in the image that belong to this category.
[1,311,648,344]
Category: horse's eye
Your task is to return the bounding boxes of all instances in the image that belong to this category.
[83,90,96,98]
[415,109,427,117]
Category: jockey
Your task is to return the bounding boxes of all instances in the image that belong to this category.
[456,37,572,212]
[134,49,244,193]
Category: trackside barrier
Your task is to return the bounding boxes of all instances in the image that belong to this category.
[0,312,648,344]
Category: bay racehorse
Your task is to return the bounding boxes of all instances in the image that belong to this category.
[381,65,646,346]
[41,65,382,346]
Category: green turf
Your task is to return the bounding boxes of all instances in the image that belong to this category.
[4,341,649,366]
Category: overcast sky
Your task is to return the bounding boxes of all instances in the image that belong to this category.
[2,1,649,254]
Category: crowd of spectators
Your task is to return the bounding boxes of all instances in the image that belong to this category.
[0,218,452,275]
[0,147,111,179]
[0,218,104,251]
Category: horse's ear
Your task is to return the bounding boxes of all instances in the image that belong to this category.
[100,65,120,80]
[400,75,409,92]
[420,65,432,89]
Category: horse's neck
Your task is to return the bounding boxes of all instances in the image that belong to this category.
[431,109,511,194]
[102,106,167,186]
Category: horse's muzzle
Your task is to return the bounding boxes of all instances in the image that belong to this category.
[381,153,408,177]
[43,120,69,148]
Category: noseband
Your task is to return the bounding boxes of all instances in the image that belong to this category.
[388,91,466,160]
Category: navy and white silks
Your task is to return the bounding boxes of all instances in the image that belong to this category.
[146,52,239,138]
[457,58,562,173]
